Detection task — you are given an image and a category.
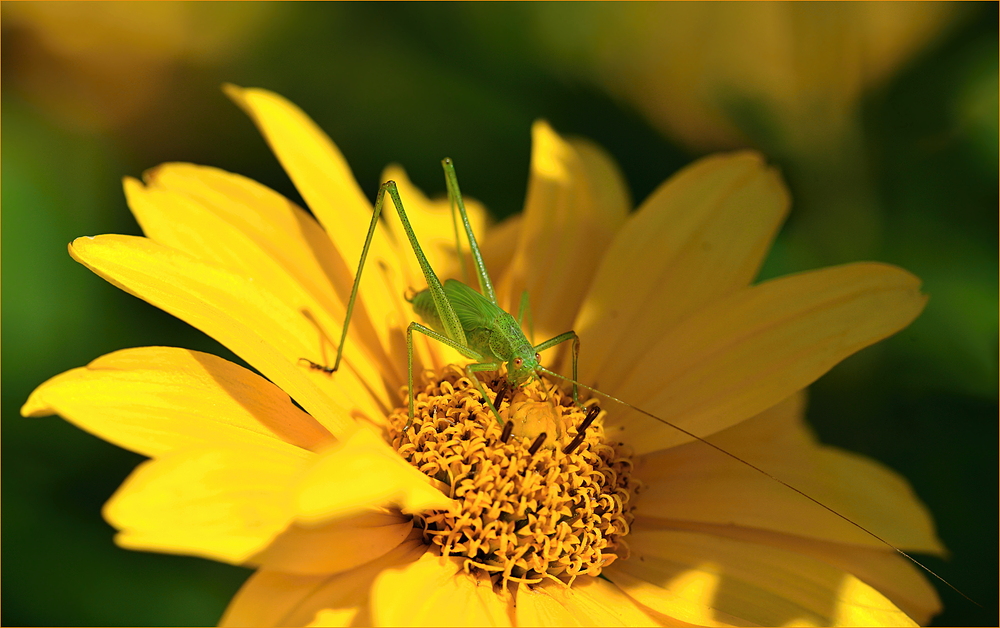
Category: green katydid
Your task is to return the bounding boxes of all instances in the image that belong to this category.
[300,157,973,605]
[301,157,581,434]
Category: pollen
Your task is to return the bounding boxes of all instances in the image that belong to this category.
[387,365,638,589]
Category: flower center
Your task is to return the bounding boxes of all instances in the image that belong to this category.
[387,365,638,588]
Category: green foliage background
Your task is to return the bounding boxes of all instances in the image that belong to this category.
[3,4,996,626]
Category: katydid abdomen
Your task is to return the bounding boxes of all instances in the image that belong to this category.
[409,278,539,387]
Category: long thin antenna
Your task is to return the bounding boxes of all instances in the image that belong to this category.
[538,367,980,607]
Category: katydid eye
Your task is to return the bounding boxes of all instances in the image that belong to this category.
[535,353,541,362]
[514,358,523,367]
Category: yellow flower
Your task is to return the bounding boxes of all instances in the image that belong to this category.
[23,86,945,626]
[532,3,960,154]
[3,3,275,133]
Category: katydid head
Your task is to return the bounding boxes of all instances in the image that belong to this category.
[506,351,541,388]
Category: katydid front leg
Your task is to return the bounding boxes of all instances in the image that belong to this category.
[534,331,580,405]
[405,322,504,431]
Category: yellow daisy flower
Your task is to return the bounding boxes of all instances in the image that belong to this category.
[23,86,945,626]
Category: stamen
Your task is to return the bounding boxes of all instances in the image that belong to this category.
[493,382,508,411]
[579,405,600,431]
[500,419,514,444]
[527,432,547,455]
[562,406,600,455]
[562,433,586,456]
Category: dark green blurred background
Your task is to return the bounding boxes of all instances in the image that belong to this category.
[2,3,996,626]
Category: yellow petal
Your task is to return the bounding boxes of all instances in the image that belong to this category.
[606,262,927,453]
[480,214,523,287]
[499,120,630,343]
[308,608,358,627]
[222,571,333,627]
[514,576,661,626]
[608,529,918,627]
[126,163,399,397]
[633,392,944,552]
[220,539,426,627]
[634,519,941,626]
[370,552,512,626]
[69,234,363,436]
[104,444,310,564]
[296,428,455,524]
[223,84,410,374]
[600,566,736,627]
[578,151,788,385]
[251,510,412,576]
[22,346,333,457]
[222,84,371,259]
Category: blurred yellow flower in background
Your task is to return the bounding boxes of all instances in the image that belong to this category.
[529,2,966,266]
[22,86,948,625]
[533,2,960,154]
[3,2,275,133]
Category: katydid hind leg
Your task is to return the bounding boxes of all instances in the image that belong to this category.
[442,158,496,305]
[303,181,468,373]
[301,183,390,374]
[385,182,467,348]
[447,174,470,287]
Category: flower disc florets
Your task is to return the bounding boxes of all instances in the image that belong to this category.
[388,365,638,589]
